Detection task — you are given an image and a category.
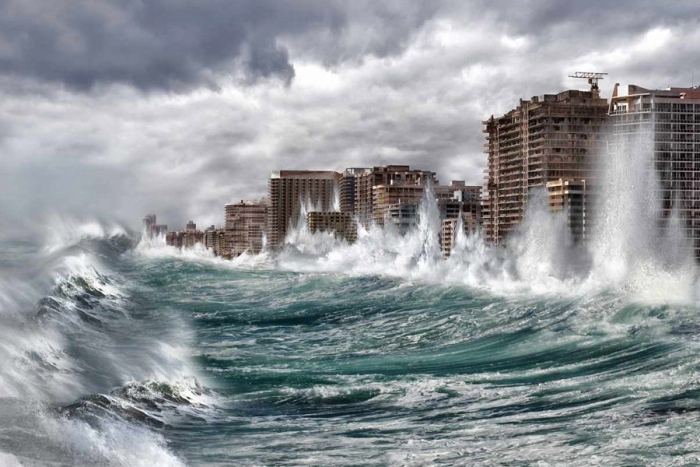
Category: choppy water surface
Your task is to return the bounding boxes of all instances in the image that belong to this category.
[1,220,700,467]
[2,135,700,465]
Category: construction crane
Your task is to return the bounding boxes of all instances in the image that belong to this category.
[568,72,607,92]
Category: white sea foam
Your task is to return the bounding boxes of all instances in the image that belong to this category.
[126,130,691,305]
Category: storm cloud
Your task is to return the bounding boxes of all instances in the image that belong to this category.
[0,0,698,238]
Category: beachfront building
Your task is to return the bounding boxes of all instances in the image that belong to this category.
[546,178,590,243]
[225,200,267,257]
[307,212,357,242]
[354,166,437,228]
[267,171,341,248]
[483,87,608,244]
[609,84,700,256]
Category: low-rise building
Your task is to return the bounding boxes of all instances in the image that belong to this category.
[307,212,357,242]
[442,213,478,257]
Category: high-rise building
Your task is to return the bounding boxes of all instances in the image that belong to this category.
[354,166,437,228]
[307,212,357,242]
[143,214,156,236]
[609,84,700,256]
[546,178,590,243]
[267,171,341,248]
[224,200,268,257]
[340,168,367,214]
[483,88,608,244]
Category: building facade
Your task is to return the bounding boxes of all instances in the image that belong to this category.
[483,88,608,244]
[267,171,341,248]
[609,84,700,256]
[546,178,590,243]
[442,213,478,257]
[354,166,437,228]
[307,212,358,242]
[225,201,267,257]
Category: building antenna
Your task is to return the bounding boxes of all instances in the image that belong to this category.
[568,71,608,92]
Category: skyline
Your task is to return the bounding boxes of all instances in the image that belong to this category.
[2,1,700,238]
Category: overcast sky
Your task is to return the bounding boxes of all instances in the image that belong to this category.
[1,0,699,238]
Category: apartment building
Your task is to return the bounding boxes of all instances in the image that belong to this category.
[225,200,267,256]
[267,171,340,248]
[609,84,700,256]
[354,166,437,227]
[546,178,590,243]
[483,88,608,244]
[307,212,357,242]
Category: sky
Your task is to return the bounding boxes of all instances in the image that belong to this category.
[1,0,700,238]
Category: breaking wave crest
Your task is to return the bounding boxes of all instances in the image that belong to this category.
[0,221,207,466]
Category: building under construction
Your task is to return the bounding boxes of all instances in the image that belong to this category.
[483,77,608,244]
[267,170,340,248]
[609,83,700,257]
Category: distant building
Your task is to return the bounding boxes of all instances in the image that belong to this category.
[372,182,426,226]
[143,214,157,236]
[340,168,367,214]
[442,213,478,257]
[546,179,590,243]
[204,225,225,256]
[225,200,267,256]
[165,221,204,248]
[142,214,167,238]
[354,166,437,228]
[307,212,357,242]
[609,83,700,256]
[153,224,168,236]
[483,88,608,244]
[267,171,340,248]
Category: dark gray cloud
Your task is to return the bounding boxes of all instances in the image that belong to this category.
[0,0,441,91]
[1,0,699,238]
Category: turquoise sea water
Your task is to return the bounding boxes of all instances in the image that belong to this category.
[1,227,700,466]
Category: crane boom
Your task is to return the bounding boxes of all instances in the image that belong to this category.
[568,71,607,92]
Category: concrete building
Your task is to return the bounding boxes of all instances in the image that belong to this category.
[143,214,156,236]
[267,171,341,248]
[483,88,608,244]
[435,182,482,224]
[153,224,168,237]
[166,229,204,248]
[385,202,418,234]
[546,178,590,243]
[340,168,367,215]
[372,182,426,226]
[307,212,358,242]
[142,214,167,238]
[609,84,700,256]
[225,200,267,257]
[442,213,478,257]
[354,166,437,228]
[204,225,226,256]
